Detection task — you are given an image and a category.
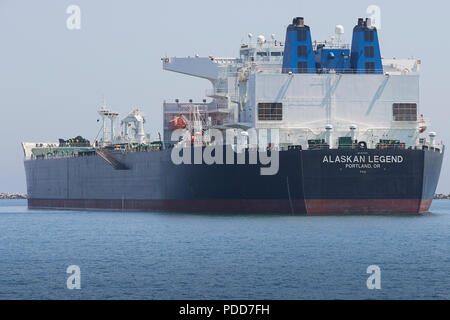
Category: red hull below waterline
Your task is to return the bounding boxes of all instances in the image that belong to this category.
[28,198,433,214]
[304,199,433,214]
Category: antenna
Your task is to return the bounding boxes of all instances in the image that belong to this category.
[248,33,253,45]
[101,95,107,109]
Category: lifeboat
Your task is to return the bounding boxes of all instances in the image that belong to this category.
[419,115,427,133]
[168,116,187,131]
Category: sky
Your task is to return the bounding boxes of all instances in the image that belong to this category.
[0,0,449,193]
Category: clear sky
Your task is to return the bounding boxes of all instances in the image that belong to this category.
[0,0,449,193]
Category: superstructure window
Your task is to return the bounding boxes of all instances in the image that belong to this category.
[297,29,307,41]
[365,46,374,58]
[258,103,282,121]
[364,30,374,42]
[298,61,308,73]
[271,52,282,56]
[393,103,417,121]
[365,62,375,73]
[297,45,307,57]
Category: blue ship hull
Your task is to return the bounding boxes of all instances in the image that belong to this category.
[25,147,444,214]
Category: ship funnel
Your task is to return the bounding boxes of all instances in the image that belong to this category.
[293,17,304,27]
[350,17,383,74]
[282,16,315,74]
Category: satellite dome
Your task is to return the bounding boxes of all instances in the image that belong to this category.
[335,25,344,35]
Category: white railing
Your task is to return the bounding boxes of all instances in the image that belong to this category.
[280,68,385,74]
[213,58,240,65]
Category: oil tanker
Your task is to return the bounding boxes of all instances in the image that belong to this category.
[23,17,444,214]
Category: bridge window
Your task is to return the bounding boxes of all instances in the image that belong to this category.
[393,103,417,121]
[365,46,374,58]
[258,103,282,121]
[364,30,374,42]
[297,46,307,57]
[297,29,307,41]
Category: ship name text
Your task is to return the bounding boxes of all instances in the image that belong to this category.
[322,155,404,164]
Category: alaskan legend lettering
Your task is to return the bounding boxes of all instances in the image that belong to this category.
[322,155,404,164]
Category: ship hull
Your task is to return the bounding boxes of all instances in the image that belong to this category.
[24,147,444,214]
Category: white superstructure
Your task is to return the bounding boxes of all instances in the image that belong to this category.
[162,28,437,151]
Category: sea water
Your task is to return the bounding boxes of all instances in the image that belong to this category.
[0,199,448,299]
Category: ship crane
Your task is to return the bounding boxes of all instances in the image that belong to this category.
[121,109,146,144]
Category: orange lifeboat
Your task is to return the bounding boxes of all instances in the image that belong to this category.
[168,116,187,131]
[419,115,427,133]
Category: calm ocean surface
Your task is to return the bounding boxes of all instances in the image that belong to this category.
[0,199,448,300]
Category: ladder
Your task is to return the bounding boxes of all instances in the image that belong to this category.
[96,149,129,170]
